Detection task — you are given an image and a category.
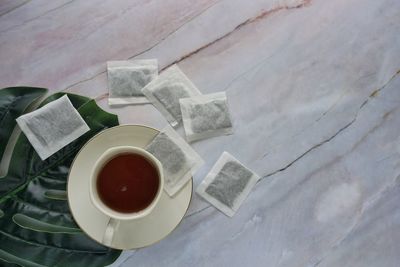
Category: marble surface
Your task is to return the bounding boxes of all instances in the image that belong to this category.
[1,0,400,266]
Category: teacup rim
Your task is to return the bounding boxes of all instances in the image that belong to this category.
[89,145,164,221]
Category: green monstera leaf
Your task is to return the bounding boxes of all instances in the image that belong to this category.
[0,90,122,267]
[0,87,47,161]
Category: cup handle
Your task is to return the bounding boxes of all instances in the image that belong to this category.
[102,218,120,246]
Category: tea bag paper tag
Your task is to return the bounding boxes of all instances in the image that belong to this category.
[142,64,201,127]
[16,95,90,160]
[180,92,233,142]
[146,125,203,196]
[196,152,260,217]
[108,59,158,106]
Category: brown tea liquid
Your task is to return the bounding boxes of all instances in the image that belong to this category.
[96,153,159,213]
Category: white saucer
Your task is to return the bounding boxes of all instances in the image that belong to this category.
[67,125,192,250]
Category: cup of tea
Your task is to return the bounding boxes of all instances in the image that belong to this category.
[89,146,164,246]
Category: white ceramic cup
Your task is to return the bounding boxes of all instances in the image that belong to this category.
[89,146,164,246]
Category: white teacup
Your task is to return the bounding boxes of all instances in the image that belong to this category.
[89,146,164,246]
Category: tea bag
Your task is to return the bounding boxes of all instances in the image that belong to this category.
[16,95,90,160]
[145,126,203,196]
[179,92,233,142]
[142,64,201,127]
[196,152,260,217]
[107,59,158,105]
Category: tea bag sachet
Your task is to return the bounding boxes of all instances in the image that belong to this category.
[142,64,201,127]
[196,152,260,217]
[180,92,233,142]
[145,126,203,196]
[16,95,90,160]
[107,59,158,106]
